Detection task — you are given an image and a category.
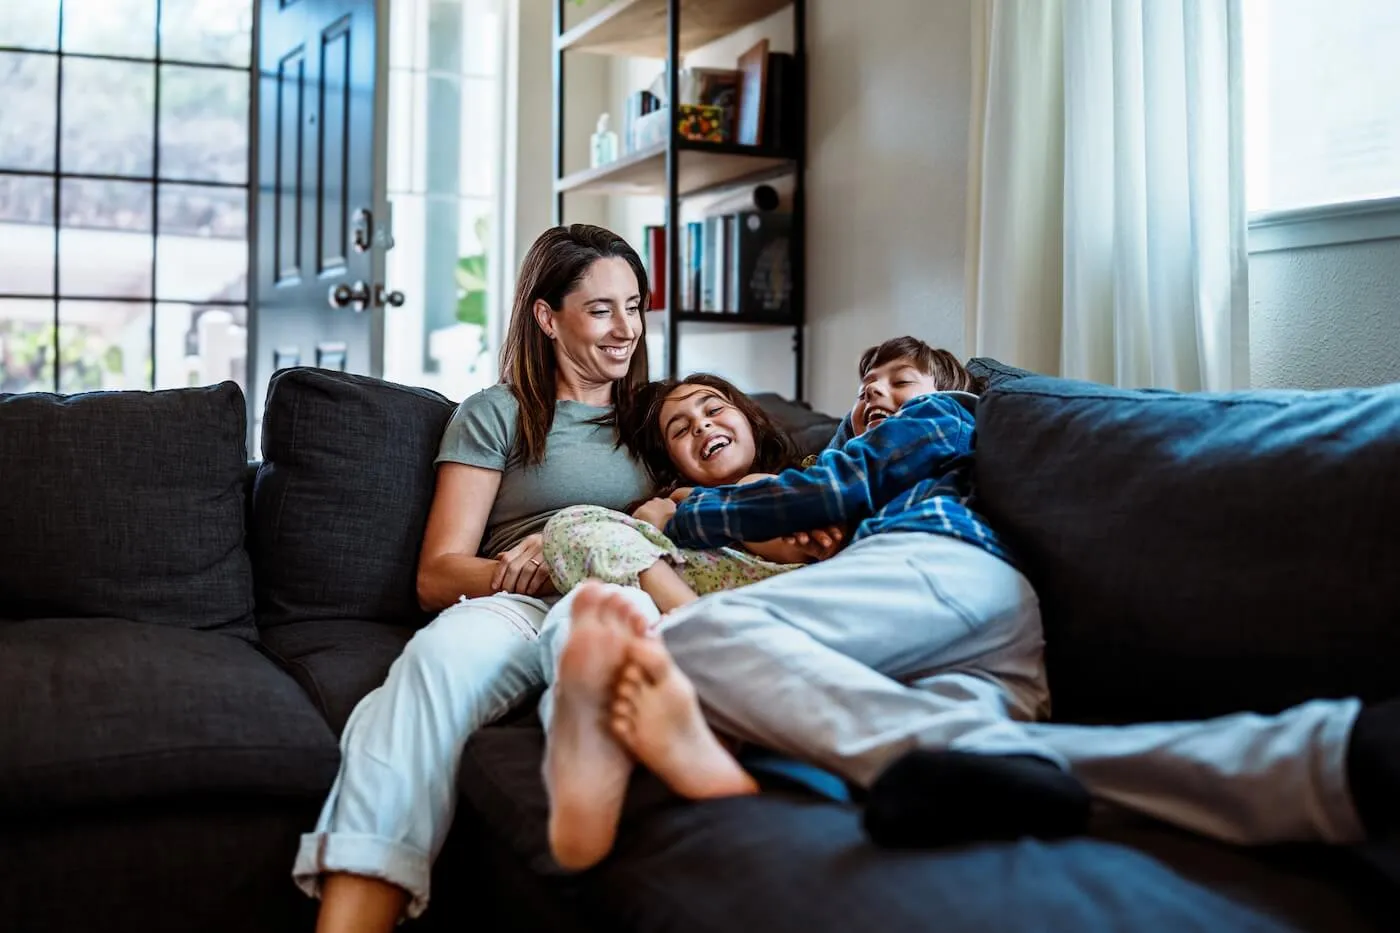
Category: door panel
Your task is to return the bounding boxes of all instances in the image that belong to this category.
[253,0,383,446]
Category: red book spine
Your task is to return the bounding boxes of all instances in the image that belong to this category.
[647,225,667,311]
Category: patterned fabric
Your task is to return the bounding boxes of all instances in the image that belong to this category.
[543,505,797,595]
[666,392,1015,567]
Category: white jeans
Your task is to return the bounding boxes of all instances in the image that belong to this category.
[292,593,550,918]
[540,532,1365,846]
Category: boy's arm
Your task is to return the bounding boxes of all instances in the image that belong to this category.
[665,394,974,548]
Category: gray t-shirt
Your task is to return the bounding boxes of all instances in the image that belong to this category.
[435,384,652,558]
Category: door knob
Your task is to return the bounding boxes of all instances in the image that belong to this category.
[374,283,406,308]
[328,281,371,312]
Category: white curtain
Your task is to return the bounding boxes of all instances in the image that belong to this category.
[965,0,1250,391]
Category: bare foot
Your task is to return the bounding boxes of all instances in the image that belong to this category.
[544,581,651,871]
[609,637,758,800]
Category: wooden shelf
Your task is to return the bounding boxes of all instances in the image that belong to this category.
[557,140,795,197]
[670,311,798,326]
[559,0,794,58]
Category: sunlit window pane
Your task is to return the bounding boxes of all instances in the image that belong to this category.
[60,58,156,177]
[0,299,56,393]
[157,184,248,302]
[61,0,157,59]
[159,65,249,183]
[59,178,154,298]
[154,302,247,393]
[160,0,254,67]
[0,0,61,51]
[57,300,153,393]
[1244,0,1400,212]
[0,52,58,172]
[0,175,55,295]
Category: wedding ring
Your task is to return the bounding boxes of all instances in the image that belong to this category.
[529,558,541,567]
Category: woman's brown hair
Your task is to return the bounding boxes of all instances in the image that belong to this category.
[857,336,986,394]
[625,373,799,491]
[499,224,650,465]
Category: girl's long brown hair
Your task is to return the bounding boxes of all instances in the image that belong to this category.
[625,373,799,491]
[500,225,650,466]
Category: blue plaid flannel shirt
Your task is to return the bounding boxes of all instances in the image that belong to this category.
[665,392,1014,567]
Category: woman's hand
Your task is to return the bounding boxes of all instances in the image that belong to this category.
[633,496,678,530]
[782,525,847,562]
[491,533,555,596]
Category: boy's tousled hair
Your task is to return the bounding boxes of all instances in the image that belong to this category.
[624,373,799,491]
[857,336,985,394]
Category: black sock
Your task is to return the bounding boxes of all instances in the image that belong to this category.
[863,750,1091,848]
[1346,697,1400,839]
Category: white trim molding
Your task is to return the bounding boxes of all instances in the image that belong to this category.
[1248,196,1400,254]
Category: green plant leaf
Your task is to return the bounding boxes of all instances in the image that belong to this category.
[457,288,486,327]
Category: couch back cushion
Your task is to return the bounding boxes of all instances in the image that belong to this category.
[974,376,1400,723]
[252,368,453,629]
[0,383,255,637]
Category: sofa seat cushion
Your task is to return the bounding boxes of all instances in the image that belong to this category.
[459,724,1328,933]
[252,368,454,630]
[974,377,1400,723]
[0,383,255,638]
[260,620,412,735]
[0,619,338,812]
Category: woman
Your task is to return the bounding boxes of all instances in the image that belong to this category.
[293,224,655,932]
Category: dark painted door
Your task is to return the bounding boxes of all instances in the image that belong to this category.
[251,0,386,443]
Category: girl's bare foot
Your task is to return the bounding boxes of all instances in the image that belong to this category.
[545,582,651,871]
[609,638,758,800]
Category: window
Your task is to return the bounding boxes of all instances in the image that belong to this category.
[382,0,505,401]
[1244,0,1400,250]
[0,0,252,394]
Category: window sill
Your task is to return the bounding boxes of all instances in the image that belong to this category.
[1247,197,1400,254]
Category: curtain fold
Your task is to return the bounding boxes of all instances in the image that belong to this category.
[967,0,1249,391]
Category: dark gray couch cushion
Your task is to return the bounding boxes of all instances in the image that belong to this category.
[0,618,338,812]
[752,393,843,458]
[459,724,1336,933]
[0,383,255,637]
[968,356,1039,390]
[252,368,454,629]
[259,619,412,735]
[974,376,1400,723]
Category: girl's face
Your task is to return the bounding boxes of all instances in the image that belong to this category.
[658,383,757,487]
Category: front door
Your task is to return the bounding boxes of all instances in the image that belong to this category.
[251,0,386,442]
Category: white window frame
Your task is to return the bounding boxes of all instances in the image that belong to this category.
[1248,197,1400,254]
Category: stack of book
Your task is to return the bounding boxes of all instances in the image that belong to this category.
[643,213,793,318]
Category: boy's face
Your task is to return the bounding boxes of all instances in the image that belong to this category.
[851,356,942,435]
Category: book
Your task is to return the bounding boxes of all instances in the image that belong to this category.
[736,40,770,146]
[731,211,792,317]
[763,52,799,152]
[644,224,666,311]
[683,221,704,311]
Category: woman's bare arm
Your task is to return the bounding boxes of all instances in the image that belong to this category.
[416,463,508,612]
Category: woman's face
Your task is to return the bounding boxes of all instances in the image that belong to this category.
[658,383,757,487]
[544,257,642,392]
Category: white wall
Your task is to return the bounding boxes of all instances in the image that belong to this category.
[510,0,975,415]
[1249,239,1400,389]
[803,0,973,416]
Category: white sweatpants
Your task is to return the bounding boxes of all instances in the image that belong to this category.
[292,593,550,918]
[539,533,1365,846]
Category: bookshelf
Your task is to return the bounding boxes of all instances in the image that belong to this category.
[551,0,808,400]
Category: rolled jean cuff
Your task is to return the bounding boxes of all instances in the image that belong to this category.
[292,831,433,920]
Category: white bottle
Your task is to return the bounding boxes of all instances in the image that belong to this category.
[590,113,619,167]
